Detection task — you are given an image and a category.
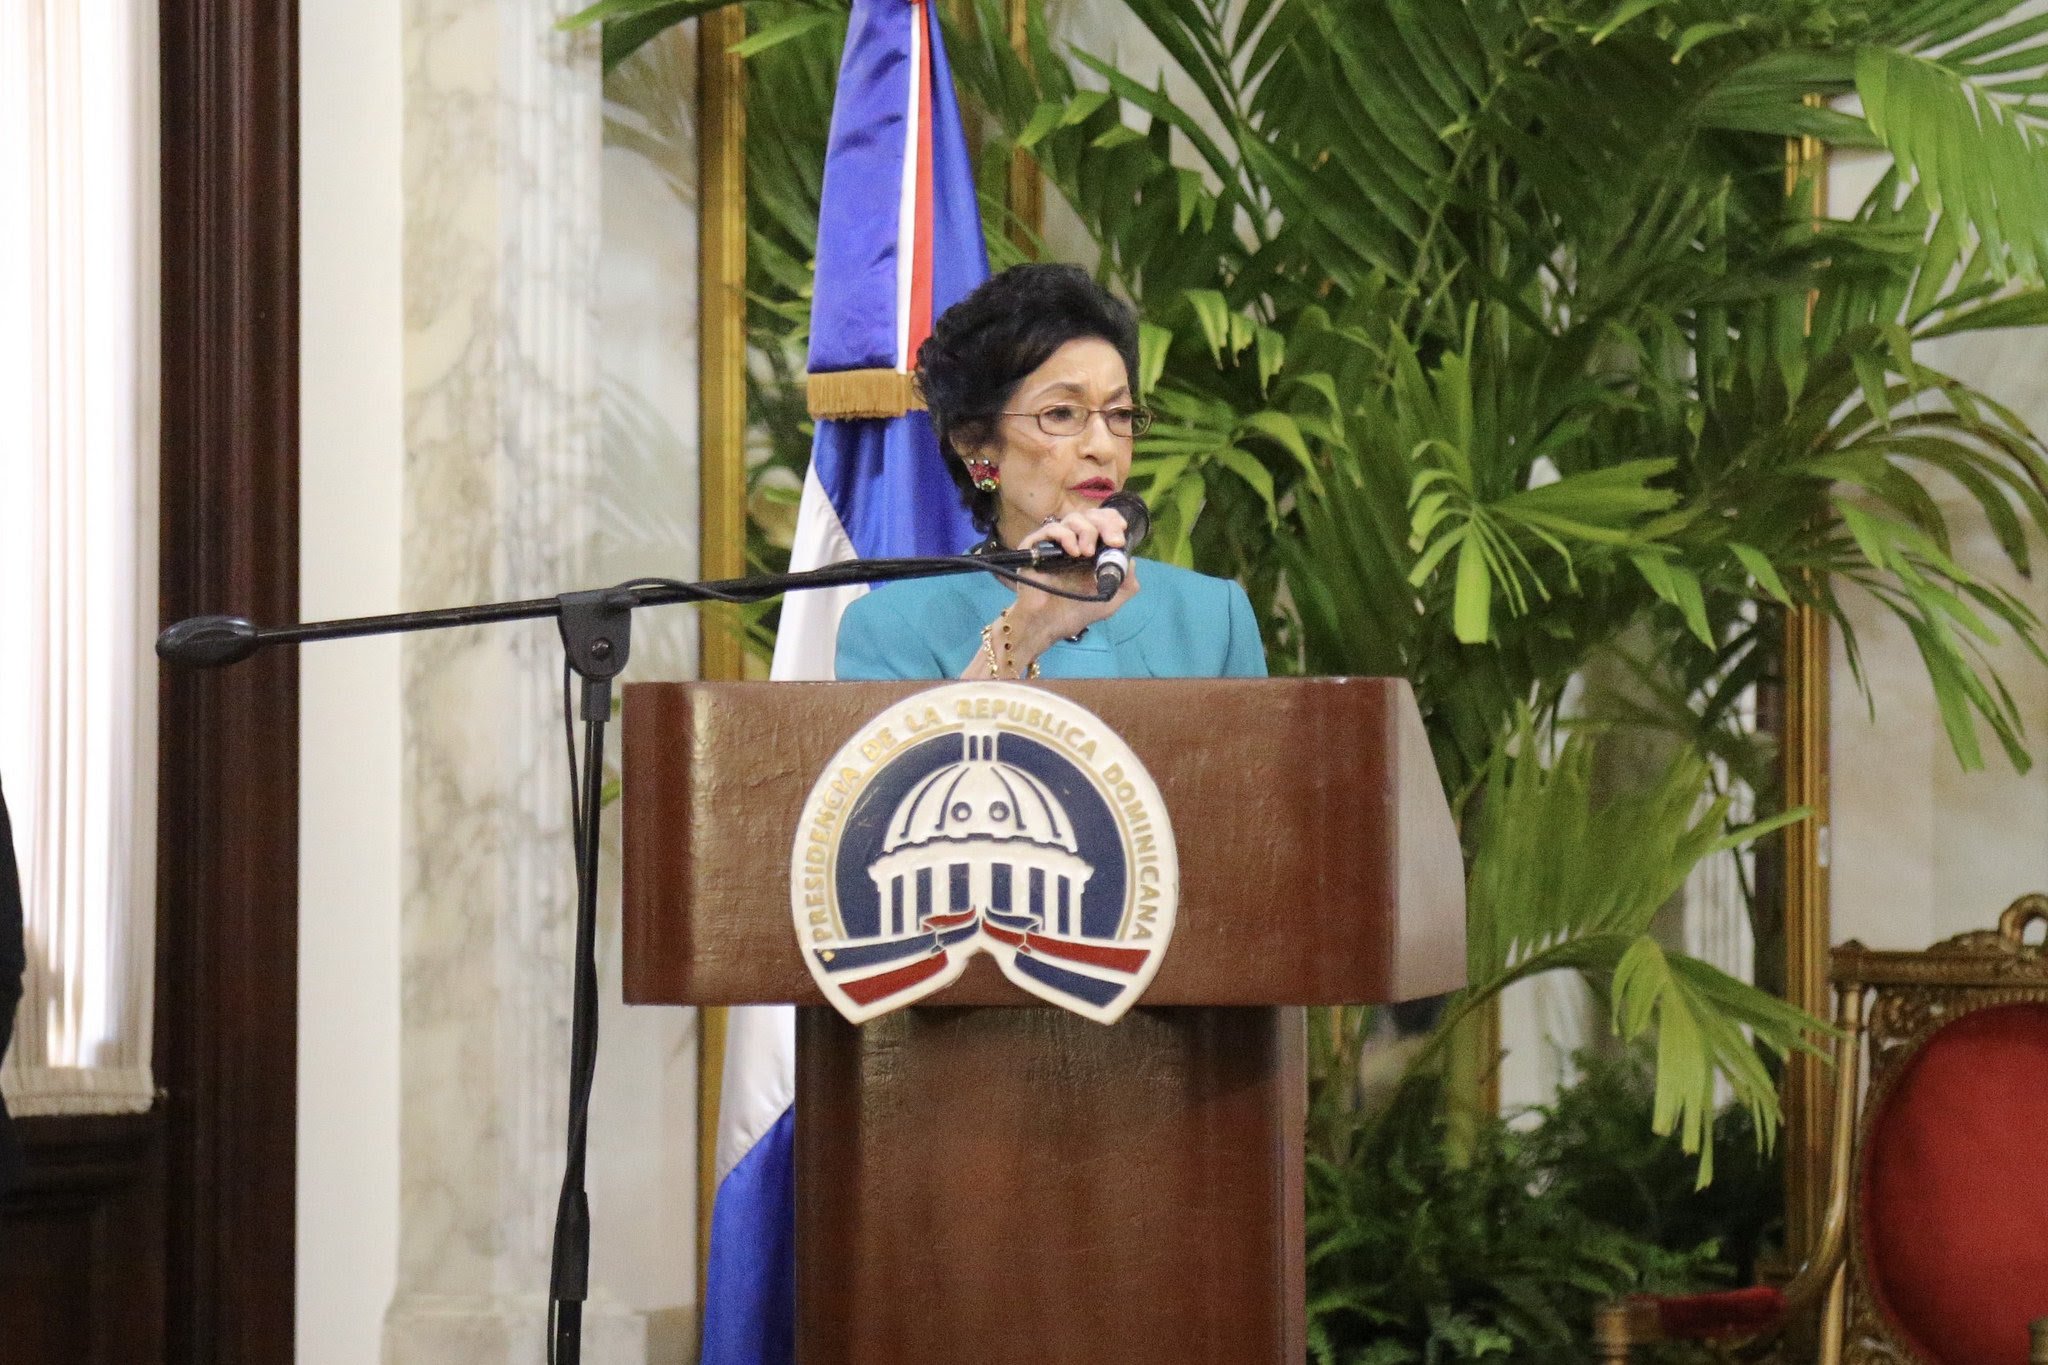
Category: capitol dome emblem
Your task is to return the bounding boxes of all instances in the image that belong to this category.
[791,682,1178,1024]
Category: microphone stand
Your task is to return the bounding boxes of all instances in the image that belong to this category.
[155,546,1106,1365]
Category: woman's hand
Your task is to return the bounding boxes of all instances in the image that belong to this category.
[1003,506,1138,665]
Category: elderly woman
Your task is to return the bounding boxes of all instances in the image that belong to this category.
[835,264,1266,681]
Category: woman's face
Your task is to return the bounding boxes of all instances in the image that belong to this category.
[965,337,1134,548]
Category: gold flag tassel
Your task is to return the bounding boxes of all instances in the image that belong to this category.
[806,367,926,421]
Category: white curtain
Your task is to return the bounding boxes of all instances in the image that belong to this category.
[0,0,159,1116]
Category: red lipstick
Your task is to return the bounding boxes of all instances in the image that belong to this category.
[1069,477,1116,500]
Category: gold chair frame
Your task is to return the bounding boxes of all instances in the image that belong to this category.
[1598,894,2048,1364]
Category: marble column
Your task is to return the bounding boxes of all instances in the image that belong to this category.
[384,0,656,1358]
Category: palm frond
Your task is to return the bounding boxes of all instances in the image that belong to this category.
[1440,720,1825,1181]
[562,0,741,73]
[1857,41,2048,280]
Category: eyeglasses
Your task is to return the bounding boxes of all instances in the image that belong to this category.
[999,403,1154,439]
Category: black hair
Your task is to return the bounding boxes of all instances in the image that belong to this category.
[916,263,1141,533]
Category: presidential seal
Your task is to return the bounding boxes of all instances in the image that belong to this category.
[791,682,1178,1025]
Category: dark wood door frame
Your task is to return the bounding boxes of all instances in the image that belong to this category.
[157,0,299,1360]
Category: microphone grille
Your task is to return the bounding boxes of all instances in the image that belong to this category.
[1102,490,1150,550]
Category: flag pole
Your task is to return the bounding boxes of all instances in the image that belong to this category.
[696,0,750,1336]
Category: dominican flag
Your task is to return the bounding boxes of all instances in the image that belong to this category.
[699,1,989,1361]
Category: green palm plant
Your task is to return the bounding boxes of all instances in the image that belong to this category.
[1448,717,1816,1182]
[566,0,2048,1170]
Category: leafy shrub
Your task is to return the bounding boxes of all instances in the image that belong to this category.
[1307,1056,1778,1364]
[1530,1049,1782,1288]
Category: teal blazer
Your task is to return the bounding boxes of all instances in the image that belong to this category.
[835,560,1268,680]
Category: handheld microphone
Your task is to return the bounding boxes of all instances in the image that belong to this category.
[1093,490,1151,598]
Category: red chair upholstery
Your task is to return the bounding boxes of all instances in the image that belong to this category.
[1649,1285,1786,1339]
[1859,1001,2048,1365]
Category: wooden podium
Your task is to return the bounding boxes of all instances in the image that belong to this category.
[622,678,1464,1365]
